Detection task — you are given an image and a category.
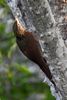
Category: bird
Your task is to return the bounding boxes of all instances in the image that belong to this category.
[13,18,57,90]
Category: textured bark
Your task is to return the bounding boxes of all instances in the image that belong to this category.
[6,0,67,99]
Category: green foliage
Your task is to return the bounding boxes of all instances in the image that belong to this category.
[0,0,10,13]
[0,23,5,34]
[0,0,7,7]
[0,64,56,100]
[0,35,15,56]
[0,22,15,56]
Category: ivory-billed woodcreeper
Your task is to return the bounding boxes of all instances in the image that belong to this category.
[13,18,56,89]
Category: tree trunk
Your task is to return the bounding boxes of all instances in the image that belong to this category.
[6,0,67,99]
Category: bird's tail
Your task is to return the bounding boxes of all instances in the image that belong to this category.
[38,58,52,81]
[38,58,58,92]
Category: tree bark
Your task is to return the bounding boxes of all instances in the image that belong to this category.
[6,0,67,99]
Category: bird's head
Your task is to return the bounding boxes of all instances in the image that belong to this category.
[13,17,26,37]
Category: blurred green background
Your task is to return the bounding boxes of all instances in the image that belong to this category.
[0,0,55,100]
